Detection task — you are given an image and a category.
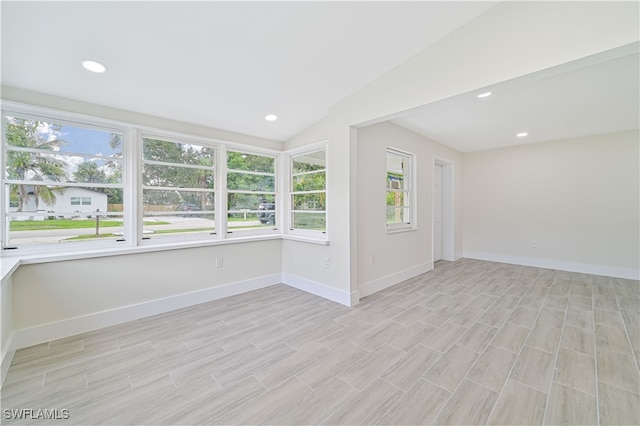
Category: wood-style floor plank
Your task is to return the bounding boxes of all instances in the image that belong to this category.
[2,259,639,425]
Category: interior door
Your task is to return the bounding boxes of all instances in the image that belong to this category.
[433,164,443,262]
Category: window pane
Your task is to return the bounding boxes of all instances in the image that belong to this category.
[227,151,274,173]
[143,189,214,213]
[228,193,273,211]
[386,191,407,207]
[387,206,410,224]
[6,151,124,185]
[5,117,123,184]
[142,164,214,189]
[292,193,326,211]
[142,189,215,238]
[289,149,326,233]
[227,173,275,191]
[292,171,325,191]
[3,115,126,248]
[292,212,326,231]
[386,149,412,228]
[142,138,214,166]
[292,150,325,174]
[5,183,124,246]
[141,137,216,240]
[7,211,124,246]
[228,195,275,230]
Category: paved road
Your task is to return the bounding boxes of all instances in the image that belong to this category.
[9,216,262,246]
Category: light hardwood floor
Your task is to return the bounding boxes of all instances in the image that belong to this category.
[2,259,639,425]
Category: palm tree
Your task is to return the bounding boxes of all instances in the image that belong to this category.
[5,118,68,212]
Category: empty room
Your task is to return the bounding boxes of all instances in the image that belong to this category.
[1,1,639,425]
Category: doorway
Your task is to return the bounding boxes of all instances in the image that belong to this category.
[433,157,454,262]
[433,164,443,261]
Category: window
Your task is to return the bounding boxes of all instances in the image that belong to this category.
[3,113,125,248]
[1,103,326,253]
[290,149,326,232]
[70,197,92,206]
[141,137,215,240]
[386,148,413,229]
[226,150,276,232]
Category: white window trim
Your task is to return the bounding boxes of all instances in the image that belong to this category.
[386,147,416,232]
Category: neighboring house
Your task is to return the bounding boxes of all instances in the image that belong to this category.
[10,187,108,220]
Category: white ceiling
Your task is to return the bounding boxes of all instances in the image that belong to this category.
[1,1,499,142]
[392,47,640,152]
[3,2,637,151]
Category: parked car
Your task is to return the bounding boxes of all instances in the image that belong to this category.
[257,201,275,225]
[176,203,202,217]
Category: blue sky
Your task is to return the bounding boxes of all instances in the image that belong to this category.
[36,122,122,181]
[53,125,120,156]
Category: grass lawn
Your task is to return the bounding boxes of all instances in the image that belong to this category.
[10,219,169,231]
[63,227,214,241]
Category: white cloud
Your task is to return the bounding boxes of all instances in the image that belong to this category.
[36,122,63,148]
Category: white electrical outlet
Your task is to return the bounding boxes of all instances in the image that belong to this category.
[531,240,538,248]
[370,255,376,264]
[216,257,224,268]
[322,257,330,269]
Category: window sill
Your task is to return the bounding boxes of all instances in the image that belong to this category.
[1,234,281,270]
[281,234,330,245]
[386,226,417,234]
[0,257,21,283]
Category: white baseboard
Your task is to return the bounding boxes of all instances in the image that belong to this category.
[10,274,282,352]
[1,332,16,387]
[282,273,357,307]
[359,262,434,298]
[463,251,640,280]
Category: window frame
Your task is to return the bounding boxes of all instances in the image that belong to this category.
[0,101,327,260]
[386,147,415,232]
[225,147,279,236]
[287,144,327,237]
[139,132,218,244]
[1,105,130,252]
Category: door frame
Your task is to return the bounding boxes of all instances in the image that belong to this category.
[434,156,455,261]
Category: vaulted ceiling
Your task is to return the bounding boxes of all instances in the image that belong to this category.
[1,1,497,142]
[2,2,638,151]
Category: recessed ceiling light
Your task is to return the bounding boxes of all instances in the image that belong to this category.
[477,91,492,98]
[265,114,278,122]
[82,59,107,73]
[516,132,528,138]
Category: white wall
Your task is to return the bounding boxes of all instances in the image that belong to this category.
[320,0,639,299]
[280,117,357,305]
[1,272,14,383]
[463,130,640,279]
[11,240,282,347]
[356,122,463,296]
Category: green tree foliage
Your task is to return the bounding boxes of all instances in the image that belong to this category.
[74,160,124,206]
[74,161,108,184]
[291,156,326,211]
[5,117,68,211]
[227,151,275,211]
[142,138,214,209]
